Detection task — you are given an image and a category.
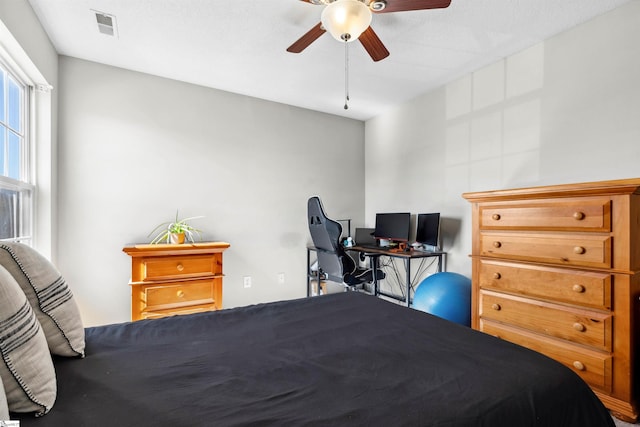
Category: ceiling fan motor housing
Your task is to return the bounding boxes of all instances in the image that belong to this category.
[370,1,387,11]
[311,0,384,9]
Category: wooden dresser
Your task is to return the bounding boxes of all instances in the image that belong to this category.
[123,242,230,321]
[463,179,640,422]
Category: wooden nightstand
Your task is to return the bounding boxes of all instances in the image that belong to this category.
[123,242,230,321]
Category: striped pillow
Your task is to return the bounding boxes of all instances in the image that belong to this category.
[0,378,9,421]
[0,243,85,357]
[0,264,56,415]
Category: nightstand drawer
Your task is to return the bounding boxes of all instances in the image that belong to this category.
[144,279,217,311]
[480,290,612,351]
[478,260,611,309]
[479,232,612,268]
[143,255,219,280]
[141,305,216,320]
[479,199,611,232]
[481,319,611,392]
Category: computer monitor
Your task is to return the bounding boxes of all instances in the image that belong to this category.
[374,213,411,243]
[415,213,441,249]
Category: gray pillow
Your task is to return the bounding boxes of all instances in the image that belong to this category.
[0,243,85,357]
[0,264,56,415]
[0,378,9,421]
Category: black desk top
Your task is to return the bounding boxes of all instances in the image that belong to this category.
[347,245,446,259]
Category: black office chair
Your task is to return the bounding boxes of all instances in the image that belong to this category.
[307,196,384,292]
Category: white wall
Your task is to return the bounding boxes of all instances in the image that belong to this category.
[365,1,640,278]
[57,57,365,326]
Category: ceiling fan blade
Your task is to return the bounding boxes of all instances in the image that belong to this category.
[374,0,451,13]
[287,23,326,53]
[359,26,390,62]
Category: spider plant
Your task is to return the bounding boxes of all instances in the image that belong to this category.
[148,211,204,244]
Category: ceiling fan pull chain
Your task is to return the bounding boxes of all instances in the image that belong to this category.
[344,39,350,110]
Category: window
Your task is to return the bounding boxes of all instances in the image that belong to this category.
[0,60,32,244]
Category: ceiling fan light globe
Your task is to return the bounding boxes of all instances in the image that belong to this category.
[321,0,372,42]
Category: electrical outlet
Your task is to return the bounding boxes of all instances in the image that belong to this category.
[277,272,285,284]
[243,276,252,288]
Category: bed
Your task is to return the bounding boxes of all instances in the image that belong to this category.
[16,292,614,426]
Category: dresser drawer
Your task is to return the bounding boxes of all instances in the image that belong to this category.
[480,319,612,392]
[143,255,219,281]
[479,199,611,231]
[143,279,217,312]
[141,304,216,320]
[478,260,611,309]
[480,290,612,351]
[480,232,612,268]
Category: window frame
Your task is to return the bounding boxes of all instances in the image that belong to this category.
[0,56,34,244]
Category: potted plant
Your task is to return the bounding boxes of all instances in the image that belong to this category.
[148,211,204,244]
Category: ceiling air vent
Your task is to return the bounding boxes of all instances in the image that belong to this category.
[93,10,118,37]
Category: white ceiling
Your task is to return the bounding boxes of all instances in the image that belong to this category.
[28,0,631,121]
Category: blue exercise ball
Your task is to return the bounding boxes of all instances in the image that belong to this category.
[413,272,471,326]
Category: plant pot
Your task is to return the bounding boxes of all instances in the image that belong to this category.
[169,232,185,244]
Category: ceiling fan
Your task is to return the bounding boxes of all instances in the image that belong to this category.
[287,0,452,62]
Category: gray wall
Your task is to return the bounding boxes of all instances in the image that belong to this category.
[0,0,56,81]
[365,2,640,278]
[57,57,365,326]
[0,0,58,260]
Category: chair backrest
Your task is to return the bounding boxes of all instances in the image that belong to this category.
[308,196,350,283]
[308,197,342,251]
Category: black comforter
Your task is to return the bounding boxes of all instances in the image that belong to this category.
[18,292,614,426]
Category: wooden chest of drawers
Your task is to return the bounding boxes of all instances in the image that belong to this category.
[464,179,640,422]
[123,242,230,321]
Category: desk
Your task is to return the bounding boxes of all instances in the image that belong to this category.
[348,245,446,307]
[306,245,446,306]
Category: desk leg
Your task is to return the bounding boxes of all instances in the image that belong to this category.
[370,255,380,296]
[306,248,311,298]
[405,258,411,308]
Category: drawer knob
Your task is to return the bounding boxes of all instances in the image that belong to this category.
[177,290,185,298]
[491,303,501,311]
[493,272,501,280]
[176,263,185,271]
[573,246,586,255]
[572,284,585,293]
[493,241,502,248]
[573,361,585,371]
[573,322,586,332]
[492,214,501,221]
[573,211,585,220]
